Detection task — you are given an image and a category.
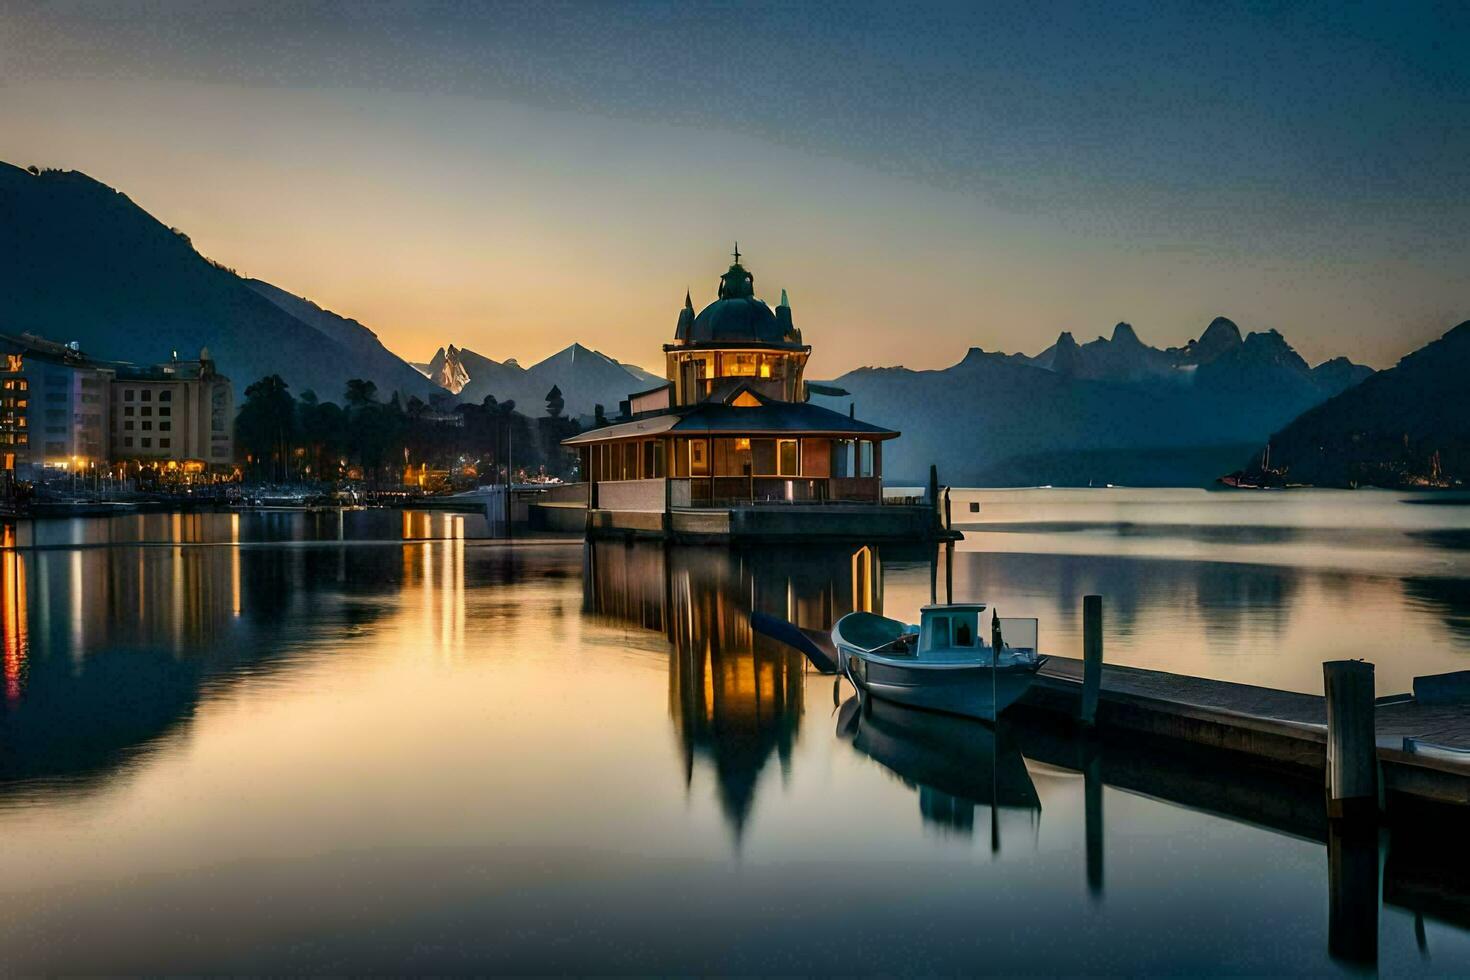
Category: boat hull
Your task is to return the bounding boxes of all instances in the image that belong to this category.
[845,655,1039,722]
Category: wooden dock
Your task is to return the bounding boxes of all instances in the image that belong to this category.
[1017,655,1470,809]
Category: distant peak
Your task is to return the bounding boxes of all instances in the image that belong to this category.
[1055,331,1078,349]
[1244,328,1289,349]
[1201,316,1242,343]
[1111,321,1142,345]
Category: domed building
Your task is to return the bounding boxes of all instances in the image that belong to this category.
[559,249,936,540]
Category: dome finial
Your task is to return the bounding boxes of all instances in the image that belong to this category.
[732,241,741,265]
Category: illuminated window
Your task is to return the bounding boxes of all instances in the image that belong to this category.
[759,360,772,378]
[5,354,22,372]
[722,353,758,377]
[734,437,751,450]
[778,439,799,476]
[731,391,761,408]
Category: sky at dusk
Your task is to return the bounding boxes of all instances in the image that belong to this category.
[2,1,1467,375]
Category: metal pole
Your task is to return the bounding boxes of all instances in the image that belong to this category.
[504,420,513,541]
[944,540,954,605]
[929,542,938,606]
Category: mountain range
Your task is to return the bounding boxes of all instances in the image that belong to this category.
[414,342,661,418]
[0,162,436,402]
[4,160,1418,487]
[1234,321,1470,489]
[830,318,1374,486]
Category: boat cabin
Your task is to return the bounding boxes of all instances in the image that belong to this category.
[920,603,987,654]
[919,603,1039,660]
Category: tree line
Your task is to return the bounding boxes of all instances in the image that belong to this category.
[234,376,582,486]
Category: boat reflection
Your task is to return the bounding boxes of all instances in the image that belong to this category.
[840,695,1041,844]
[583,539,891,838]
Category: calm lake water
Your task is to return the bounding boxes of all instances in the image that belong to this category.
[1,489,1468,973]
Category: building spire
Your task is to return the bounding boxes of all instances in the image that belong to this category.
[779,288,789,309]
[732,241,741,265]
[684,288,693,310]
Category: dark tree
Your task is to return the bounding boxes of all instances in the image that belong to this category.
[235,375,297,481]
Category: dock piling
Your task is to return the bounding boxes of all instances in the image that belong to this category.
[1323,659,1377,819]
[1080,595,1103,726]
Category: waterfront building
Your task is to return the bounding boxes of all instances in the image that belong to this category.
[0,333,112,480]
[110,349,234,473]
[0,332,235,481]
[551,249,940,540]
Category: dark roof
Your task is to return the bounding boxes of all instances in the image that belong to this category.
[563,396,897,445]
[687,296,794,346]
[673,258,805,349]
[674,400,897,437]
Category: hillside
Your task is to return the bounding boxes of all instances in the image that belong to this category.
[831,319,1372,486]
[0,162,435,402]
[1234,321,1470,488]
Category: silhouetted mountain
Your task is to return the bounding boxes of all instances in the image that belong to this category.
[1235,321,1470,488]
[431,341,659,417]
[0,162,434,401]
[1032,321,1178,381]
[831,319,1373,486]
[1186,316,1245,363]
[416,344,472,394]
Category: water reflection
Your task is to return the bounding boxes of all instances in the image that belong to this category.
[9,508,490,548]
[0,541,479,802]
[840,696,1040,844]
[584,540,887,838]
[3,496,1470,972]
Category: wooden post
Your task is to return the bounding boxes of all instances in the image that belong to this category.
[928,464,940,517]
[1080,595,1103,726]
[943,486,952,530]
[1323,660,1377,820]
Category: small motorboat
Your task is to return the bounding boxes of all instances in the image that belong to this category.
[751,602,1046,722]
[833,604,1044,722]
